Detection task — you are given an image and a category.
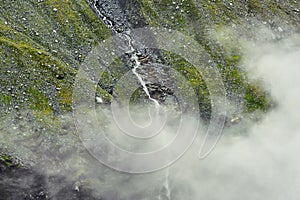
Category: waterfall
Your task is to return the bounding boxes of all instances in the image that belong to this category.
[124,32,170,200]
[93,1,170,198]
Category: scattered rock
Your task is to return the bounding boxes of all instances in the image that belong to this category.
[96,96,103,103]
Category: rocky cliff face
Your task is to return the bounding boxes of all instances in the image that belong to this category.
[86,0,299,118]
[1,0,298,119]
[0,0,299,199]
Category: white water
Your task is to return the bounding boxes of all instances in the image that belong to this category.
[93,0,159,108]
[124,33,160,108]
[123,32,170,199]
[93,1,168,197]
[93,0,117,33]
[159,168,171,200]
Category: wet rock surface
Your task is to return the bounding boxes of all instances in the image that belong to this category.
[86,0,147,32]
[88,0,194,107]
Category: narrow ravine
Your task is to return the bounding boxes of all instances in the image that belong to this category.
[92,0,159,107]
[91,0,170,199]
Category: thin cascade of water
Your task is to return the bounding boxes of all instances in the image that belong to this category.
[123,33,160,108]
[123,32,170,199]
[93,0,159,107]
[93,1,169,198]
[157,167,171,200]
[93,0,118,34]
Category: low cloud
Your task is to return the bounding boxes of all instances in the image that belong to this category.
[1,27,299,199]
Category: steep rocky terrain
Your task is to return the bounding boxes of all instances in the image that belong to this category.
[2,0,298,118]
[0,0,299,199]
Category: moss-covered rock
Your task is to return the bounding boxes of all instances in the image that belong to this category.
[1,0,299,119]
[0,0,111,116]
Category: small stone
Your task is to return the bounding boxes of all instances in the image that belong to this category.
[96,97,103,103]
[230,116,241,124]
[74,185,80,192]
[53,8,58,12]
[56,74,64,80]
[125,49,133,54]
